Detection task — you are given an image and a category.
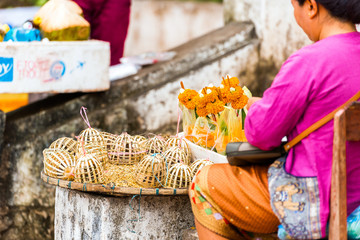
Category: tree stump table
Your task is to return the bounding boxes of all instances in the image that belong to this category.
[42,173,194,239]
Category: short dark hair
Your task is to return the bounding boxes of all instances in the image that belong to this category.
[296,0,360,24]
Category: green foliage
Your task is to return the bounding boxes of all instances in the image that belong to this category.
[0,0,47,8]
[35,0,47,6]
[220,120,229,136]
[241,109,246,130]
[209,121,217,131]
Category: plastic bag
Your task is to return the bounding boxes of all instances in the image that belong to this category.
[228,107,247,142]
[214,108,230,155]
[215,107,247,155]
[180,104,197,142]
[191,117,216,149]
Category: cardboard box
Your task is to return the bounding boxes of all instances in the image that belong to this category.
[0,40,110,93]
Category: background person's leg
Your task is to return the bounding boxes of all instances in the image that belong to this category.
[74,0,131,66]
[93,0,130,65]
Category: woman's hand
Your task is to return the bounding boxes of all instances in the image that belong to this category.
[246,97,262,110]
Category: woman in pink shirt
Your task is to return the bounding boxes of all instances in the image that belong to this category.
[189,0,360,239]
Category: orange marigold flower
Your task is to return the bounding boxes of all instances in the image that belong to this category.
[228,86,244,102]
[178,89,199,109]
[206,99,225,114]
[219,86,231,104]
[231,94,249,109]
[201,87,218,104]
[196,107,208,117]
[221,77,240,88]
[194,94,207,109]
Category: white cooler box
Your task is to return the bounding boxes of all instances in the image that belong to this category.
[0,40,110,93]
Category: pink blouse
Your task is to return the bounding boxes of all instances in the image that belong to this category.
[245,32,360,236]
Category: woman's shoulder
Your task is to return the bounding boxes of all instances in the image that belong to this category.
[286,42,326,64]
[288,32,360,64]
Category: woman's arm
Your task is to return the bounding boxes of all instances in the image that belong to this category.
[244,53,313,150]
[246,97,262,110]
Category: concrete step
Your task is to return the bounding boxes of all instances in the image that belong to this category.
[181,228,198,240]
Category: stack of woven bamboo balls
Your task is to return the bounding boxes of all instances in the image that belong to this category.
[43,129,213,188]
[105,132,214,188]
[43,127,110,184]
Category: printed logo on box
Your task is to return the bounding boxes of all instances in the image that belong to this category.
[0,57,14,82]
[50,60,66,80]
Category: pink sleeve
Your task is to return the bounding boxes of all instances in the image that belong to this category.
[244,53,314,150]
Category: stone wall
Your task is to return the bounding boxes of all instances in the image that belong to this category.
[224,0,312,70]
[0,22,260,240]
[55,187,194,240]
[124,0,224,56]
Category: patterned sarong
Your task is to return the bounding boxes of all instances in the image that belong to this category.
[189,163,280,239]
[268,157,322,239]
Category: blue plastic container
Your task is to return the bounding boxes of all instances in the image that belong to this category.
[4,28,41,42]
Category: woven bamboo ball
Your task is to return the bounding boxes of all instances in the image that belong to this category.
[100,132,118,151]
[163,146,190,167]
[134,153,166,188]
[145,136,167,154]
[162,134,172,141]
[75,154,104,183]
[43,148,76,180]
[78,128,108,164]
[133,135,147,145]
[165,136,181,148]
[49,137,77,156]
[108,132,146,165]
[166,137,191,160]
[190,159,213,177]
[165,163,192,188]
